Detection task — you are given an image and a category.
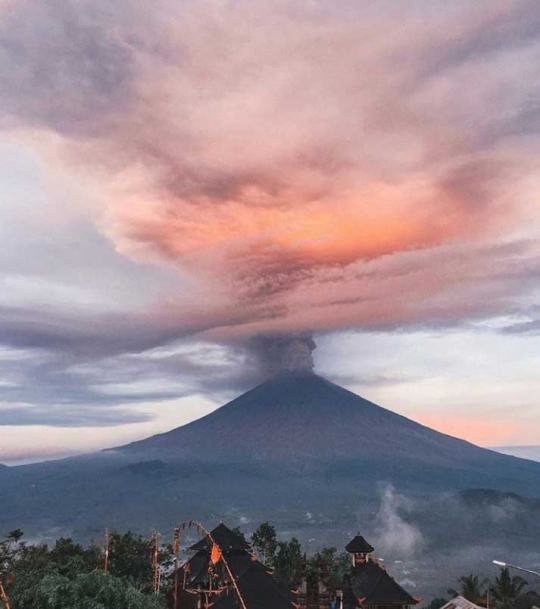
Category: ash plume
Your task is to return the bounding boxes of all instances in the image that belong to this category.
[250,335,317,377]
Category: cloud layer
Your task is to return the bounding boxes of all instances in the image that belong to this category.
[1,0,540,440]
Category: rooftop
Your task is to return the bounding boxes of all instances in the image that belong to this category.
[345,535,375,554]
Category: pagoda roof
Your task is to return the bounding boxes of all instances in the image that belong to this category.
[212,561,294,609]
[184,548,254,585]
[190,523,251,553]
[348,559,418,606]
[345,535,374,554]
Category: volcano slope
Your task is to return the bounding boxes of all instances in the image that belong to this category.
[0,373,539,539]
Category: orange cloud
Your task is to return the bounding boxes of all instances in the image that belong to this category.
[2,0,539,347]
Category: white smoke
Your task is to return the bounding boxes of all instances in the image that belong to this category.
[488,498,523,523]
[371,485,424,557]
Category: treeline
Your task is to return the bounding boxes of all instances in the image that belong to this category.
[0,529,166,608]
[245,522,350,588]
[0,523,349,609]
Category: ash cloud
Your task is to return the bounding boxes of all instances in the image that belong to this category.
[0,0,540,435]
[249,335,317,377]
[1,0,539,337]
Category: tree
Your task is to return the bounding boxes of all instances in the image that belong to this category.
[448,574,488,604]
[273,538,303,587]
[50,538,101,577]
[307,547,350,590]
[492,568,528,609]
[0,529,24,577]
[3,529,169,608]
[251,523,277,566]
[230,527,247,543]
[17,571,164,609]
[424,598,448,609]
[514,591,540,609]
[107,530,171,591]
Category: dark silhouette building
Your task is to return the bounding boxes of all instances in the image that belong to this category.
[171,523,294,609]
[342,534,419,609]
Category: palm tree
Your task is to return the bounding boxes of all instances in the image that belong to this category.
[492,568,528,609]
[448,574,488,605]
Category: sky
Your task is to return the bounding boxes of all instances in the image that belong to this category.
[0,0,540,464]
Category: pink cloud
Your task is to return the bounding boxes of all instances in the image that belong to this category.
[413,413,521,447]
[1,0,540,348]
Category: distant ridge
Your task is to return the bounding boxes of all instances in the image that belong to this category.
[493,445,540,462]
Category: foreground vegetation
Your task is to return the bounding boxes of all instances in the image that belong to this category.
[0,524,348,608]
[1,524,538,609]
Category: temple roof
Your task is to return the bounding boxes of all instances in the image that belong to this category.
[184,548,254,585]
[347,559,418,606]
[345,535,374,554]
[190,523,251,553]
[212,561,295,609]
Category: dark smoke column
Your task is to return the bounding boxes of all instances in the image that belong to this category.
[250,335,317,377]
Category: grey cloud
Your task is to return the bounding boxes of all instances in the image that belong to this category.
[436,159,512,212]
[0,0,135,135]
[411,0,540,83]
[327,371,420,388]
[0,404,152,427]
[502,319,540,335]
[0,338,269,426]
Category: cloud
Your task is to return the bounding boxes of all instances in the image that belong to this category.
[413,413,521,447]
[2,0,538,327]
[0,0,540,430]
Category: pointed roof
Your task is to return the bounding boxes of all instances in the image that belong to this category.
[212,561,295,609]
[347,559,418,606]
[345,534,374,554]
[362,570,417,605]
[189,523,250,552]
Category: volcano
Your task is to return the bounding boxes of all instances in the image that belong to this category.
[1,372,539,539]
[114,373,540,490]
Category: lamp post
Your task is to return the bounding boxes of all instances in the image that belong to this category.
[493,560,540,579]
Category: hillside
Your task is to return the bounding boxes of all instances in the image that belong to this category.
[115,373,540,492]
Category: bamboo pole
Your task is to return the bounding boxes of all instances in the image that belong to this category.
[104,529,110,574]
[0,580,11,609]
[151,532,160,594]
[173,527,180,609]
